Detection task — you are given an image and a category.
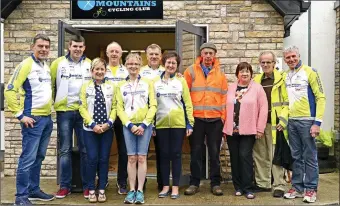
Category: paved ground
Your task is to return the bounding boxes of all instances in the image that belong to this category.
[1,172,339,205]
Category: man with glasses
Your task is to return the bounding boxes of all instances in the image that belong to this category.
[253,51,289,198]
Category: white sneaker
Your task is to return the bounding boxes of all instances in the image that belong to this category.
[284,188,304,199]
[303,190,317,203]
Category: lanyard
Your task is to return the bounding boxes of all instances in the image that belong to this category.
[129,79,139,110]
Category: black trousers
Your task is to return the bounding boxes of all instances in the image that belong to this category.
[157,128,186,186]
[226,134,255,193]
[114,117,128,186]
[154,131,163,188]
[189,118,223,187]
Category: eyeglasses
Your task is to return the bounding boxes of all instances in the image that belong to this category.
[165,61,177,65]
[260,61,274,65]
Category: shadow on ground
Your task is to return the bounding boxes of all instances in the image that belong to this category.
[1,173,339,205]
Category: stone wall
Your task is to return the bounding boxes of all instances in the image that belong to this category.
[3,0,284,176]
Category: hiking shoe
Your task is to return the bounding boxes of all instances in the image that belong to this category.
[184,185,199,195]
[303,190,317,203]
[56,188,71,199]
[135,190,145,204]
[28,190,55,201]
[15,197,32,205]
[284,188,304,199]
[211,185,223,196]
[124,190,136,204]
[117,182,128,195]
[83,189,89,199]
[273,189,284,198]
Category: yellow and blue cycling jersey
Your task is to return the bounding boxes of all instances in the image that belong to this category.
[139,65,165,81]
[5,54,53,119]
[79,80,117,131]
[116,75,157,129]
[153,72,194,129]
[285,61,326,126]
[50,53,92,111]
[105,64,128,85]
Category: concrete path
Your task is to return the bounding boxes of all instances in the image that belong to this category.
[1,173,339,205]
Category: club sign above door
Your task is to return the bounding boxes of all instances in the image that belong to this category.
[71,0,163,20]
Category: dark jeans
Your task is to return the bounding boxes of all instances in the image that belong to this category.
[84,129,114,190]
[16,115,53,197]
[288,119,319,192]
[114,117,128,186]
[57,111,88,190]
[157,128,186,186]
[189,118,223,187]
[226,134,255,193]
[154,131,162,187]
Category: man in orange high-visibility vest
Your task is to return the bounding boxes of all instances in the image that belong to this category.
[183,42,228,196]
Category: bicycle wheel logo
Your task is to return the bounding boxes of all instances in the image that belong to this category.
[77,0,95,11]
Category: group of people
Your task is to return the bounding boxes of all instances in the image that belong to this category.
[5,33,325,205]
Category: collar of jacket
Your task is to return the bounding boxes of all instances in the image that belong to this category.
[125,74,141,81]
[65,52,86,63]
[194,57,221,73]
[92,78,106,84]
[31,53,44,64]
[254,69,284,88]
[160,71,175,79]
[294,60,302,70]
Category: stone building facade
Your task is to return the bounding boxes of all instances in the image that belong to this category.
[3,0,286,176]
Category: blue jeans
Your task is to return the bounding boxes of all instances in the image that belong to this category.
[57,111,87,190]
[84,129,113,190]
[288,119,319,192]
[16,115,53,197]
[123,125,152,155]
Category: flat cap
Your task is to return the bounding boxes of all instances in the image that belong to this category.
[200,42,217,52]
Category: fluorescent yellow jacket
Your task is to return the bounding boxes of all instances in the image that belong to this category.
[254,69,289,143]
[139,65,165,81]
[154,72,194,129]
[285,62,326,126]
[50,54,92,111]
[116,75,157,130]
[5,54,52,119]
[79,80,117,131]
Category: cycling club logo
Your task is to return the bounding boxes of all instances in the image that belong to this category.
[77,0,95,11]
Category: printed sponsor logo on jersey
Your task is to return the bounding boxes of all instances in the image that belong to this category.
[69,74,83,79]
[39,77,51,82]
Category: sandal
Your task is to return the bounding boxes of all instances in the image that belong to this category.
[245,192,255,199]
[98,191,106,203]
[88,191,97,203]
[235,190,243,196]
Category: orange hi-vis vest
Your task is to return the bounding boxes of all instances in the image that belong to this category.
[184,58,228,121]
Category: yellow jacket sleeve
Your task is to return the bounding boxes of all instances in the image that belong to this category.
[116,83,130,127]
[181,78,194,127]
[308,69,326,125]
[278,83,289,128]
[142,80,157,126]
[108,85,117,124]
[4,61,31,119]
[79,83,95,127]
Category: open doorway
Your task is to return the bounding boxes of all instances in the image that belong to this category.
[57,21,207,177]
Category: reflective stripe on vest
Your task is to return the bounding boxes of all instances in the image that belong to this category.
[279,116,288,125]
[191,86,227,95]
[193,105,225,111]
[272,102,289,107]
[189,65,195,83]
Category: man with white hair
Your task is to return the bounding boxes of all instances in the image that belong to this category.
[282,46,326,203]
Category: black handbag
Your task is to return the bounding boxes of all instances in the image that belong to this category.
[272,129,293,171]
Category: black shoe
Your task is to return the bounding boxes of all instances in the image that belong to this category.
[273,189,284,198]
[253,185,271,193]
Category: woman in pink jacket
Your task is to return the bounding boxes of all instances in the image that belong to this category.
[223,62,268,199]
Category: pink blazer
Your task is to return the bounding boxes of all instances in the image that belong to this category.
[223,80,268,136]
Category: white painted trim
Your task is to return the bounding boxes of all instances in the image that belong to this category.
[1,22,4,151]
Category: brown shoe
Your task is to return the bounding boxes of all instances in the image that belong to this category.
[211,186,223,196]
[184,185,199,195]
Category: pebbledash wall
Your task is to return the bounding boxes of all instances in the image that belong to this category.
[334,2,340,167]
[3,0,286,176]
